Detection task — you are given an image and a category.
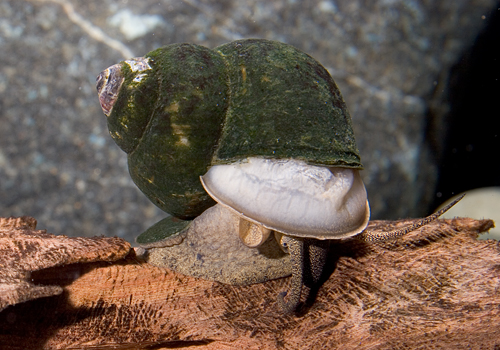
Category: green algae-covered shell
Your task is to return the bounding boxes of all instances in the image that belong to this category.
[97,39,362,221]
[213,40,360,166]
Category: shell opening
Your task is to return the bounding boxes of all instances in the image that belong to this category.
[201,158,370,239]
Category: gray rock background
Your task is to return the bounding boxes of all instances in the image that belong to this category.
[0,0,497,243]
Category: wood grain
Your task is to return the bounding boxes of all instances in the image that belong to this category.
[0,217,498,349]
[0,216,131,312]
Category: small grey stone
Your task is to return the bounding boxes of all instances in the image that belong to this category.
[147,205,291,285]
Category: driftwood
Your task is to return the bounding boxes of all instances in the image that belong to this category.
[0,216,131,312]
[0,215,499,349]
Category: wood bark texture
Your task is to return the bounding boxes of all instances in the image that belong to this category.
[0,216,499,349]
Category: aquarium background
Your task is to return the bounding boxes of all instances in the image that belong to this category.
[0,0,498,243]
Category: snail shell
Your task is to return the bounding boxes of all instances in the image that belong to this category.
[97,39,370,312]
[97,39,364,223]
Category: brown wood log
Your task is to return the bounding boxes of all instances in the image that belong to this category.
[0,216,499,349]
[0,216,131,312]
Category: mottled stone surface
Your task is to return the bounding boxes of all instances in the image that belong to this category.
[147,204,291,285]
[0,0,496,243]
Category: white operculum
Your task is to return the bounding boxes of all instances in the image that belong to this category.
[200,157,370,242]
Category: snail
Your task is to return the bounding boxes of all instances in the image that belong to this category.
[96,39,460,314]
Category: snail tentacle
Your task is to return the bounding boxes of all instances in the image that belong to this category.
[307,239,329,284]
[358,194,465,242]
[277,236,305,314]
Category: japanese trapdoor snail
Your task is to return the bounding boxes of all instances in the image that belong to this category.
[96,39,461,314]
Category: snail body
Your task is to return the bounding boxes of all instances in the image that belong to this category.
[97,39,370,313]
